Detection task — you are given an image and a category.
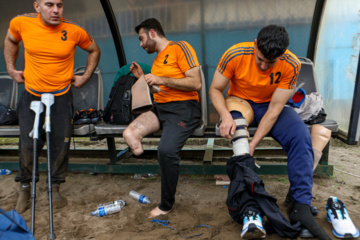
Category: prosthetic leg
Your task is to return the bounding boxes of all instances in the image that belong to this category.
[225,97,267,239]
[225,96,254,156]
[311,124,331,170]
[131,75,153,114]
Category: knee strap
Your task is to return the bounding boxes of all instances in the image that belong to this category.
[232,117,250,156]
[232,118,249,141]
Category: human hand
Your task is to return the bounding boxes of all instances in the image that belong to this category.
[130,62,144,79]
[249,141,256,156]
[144,74,162,87]
[8,70,24,84]
[71,75,88,88]
[219,116,236,139]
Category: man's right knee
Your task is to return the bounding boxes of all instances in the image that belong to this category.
[123,127,143,156]
[122,127,133,144]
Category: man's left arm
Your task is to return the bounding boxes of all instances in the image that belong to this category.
[144,66,202,92]
[72,41,101,88]
[249,88,293,155]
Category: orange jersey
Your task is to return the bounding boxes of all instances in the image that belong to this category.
[9,13,93,96]
[151,41,200,103]
[217,42,301,103]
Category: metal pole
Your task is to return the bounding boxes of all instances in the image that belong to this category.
[41,93,55,240]
[347,50,360,144]
[307,0,326,62]
[100,0,127,67]
[29,101,44,234]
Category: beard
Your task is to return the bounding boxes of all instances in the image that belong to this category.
[144,38,157,54]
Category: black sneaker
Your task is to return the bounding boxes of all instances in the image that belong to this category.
[88,109,102,123]
[74,110,91,125]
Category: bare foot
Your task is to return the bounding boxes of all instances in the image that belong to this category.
[146,206,173,218]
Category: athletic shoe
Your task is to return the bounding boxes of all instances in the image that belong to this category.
[241,211,266,239]
[88,109,102,123]
[74,110,91,125]
[326,196,359,238]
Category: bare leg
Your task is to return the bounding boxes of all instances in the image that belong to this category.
[123,111,160,156]
[146,206,174,219]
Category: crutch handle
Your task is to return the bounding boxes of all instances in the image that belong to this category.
[41,93,55,133]
[29,101,44,139]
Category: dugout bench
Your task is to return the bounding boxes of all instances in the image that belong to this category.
[0,58,339,175]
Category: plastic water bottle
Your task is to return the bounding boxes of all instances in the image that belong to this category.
[129,190,151,204]
[91,200,126,217]
[0,169,12,175]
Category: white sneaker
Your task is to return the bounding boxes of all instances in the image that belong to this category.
[241,211,266,239]
[326,196,359,238]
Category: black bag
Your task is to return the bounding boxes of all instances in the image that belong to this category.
[0,105,18,125]
[102,74,139,124]
[304,108,327,125]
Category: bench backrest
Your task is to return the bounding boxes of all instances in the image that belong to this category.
[296,57,319,94]
[194,65,208,135]
[71,67,104,112]
[0,73,17,109]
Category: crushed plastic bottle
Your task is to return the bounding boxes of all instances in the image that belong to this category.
[91,200,126,217]
[0,169,12,175]
[129,190,151,204]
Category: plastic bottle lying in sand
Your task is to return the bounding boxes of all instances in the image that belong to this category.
[0,169,12,175]
[91,200,126,217]
[129,190,151,204]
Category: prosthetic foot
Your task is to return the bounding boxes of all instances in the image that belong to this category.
[288,201,331,240]
[15,182,30,214]
[52,183,68,209]
[326,196,359,238]
[241,211,266,239]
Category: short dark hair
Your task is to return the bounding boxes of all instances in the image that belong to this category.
[256,25,289,60]
[135,18,166,38]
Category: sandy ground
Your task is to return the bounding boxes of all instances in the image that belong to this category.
[0,137,359,240]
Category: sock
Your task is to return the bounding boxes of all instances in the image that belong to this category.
[289,202,331,240]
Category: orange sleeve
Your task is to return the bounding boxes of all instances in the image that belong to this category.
[217,43,253,80]
[75,25,93,50]
[9,16,22,41]
[217,47,236,80]
[277,53,301,90]
[174,41,199,72]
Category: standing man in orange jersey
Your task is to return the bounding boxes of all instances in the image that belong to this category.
[4,0,100,213]
[123,18,201,218]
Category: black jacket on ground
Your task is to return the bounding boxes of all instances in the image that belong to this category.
[226,154,301,239]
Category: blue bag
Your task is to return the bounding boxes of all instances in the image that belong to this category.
[0,208,35,240]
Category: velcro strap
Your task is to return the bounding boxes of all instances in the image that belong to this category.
[234,118,248,127]
[231,129,249,139]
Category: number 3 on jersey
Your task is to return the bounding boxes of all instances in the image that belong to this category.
[61,30,67,41]
[270,72,281,85]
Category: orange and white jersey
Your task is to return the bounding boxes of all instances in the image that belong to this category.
[151,41,200,103]
[217,42,301,103]
[9,13,93,96]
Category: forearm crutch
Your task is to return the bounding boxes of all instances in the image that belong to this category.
[29,100,44,234]
[41,93,56,240]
